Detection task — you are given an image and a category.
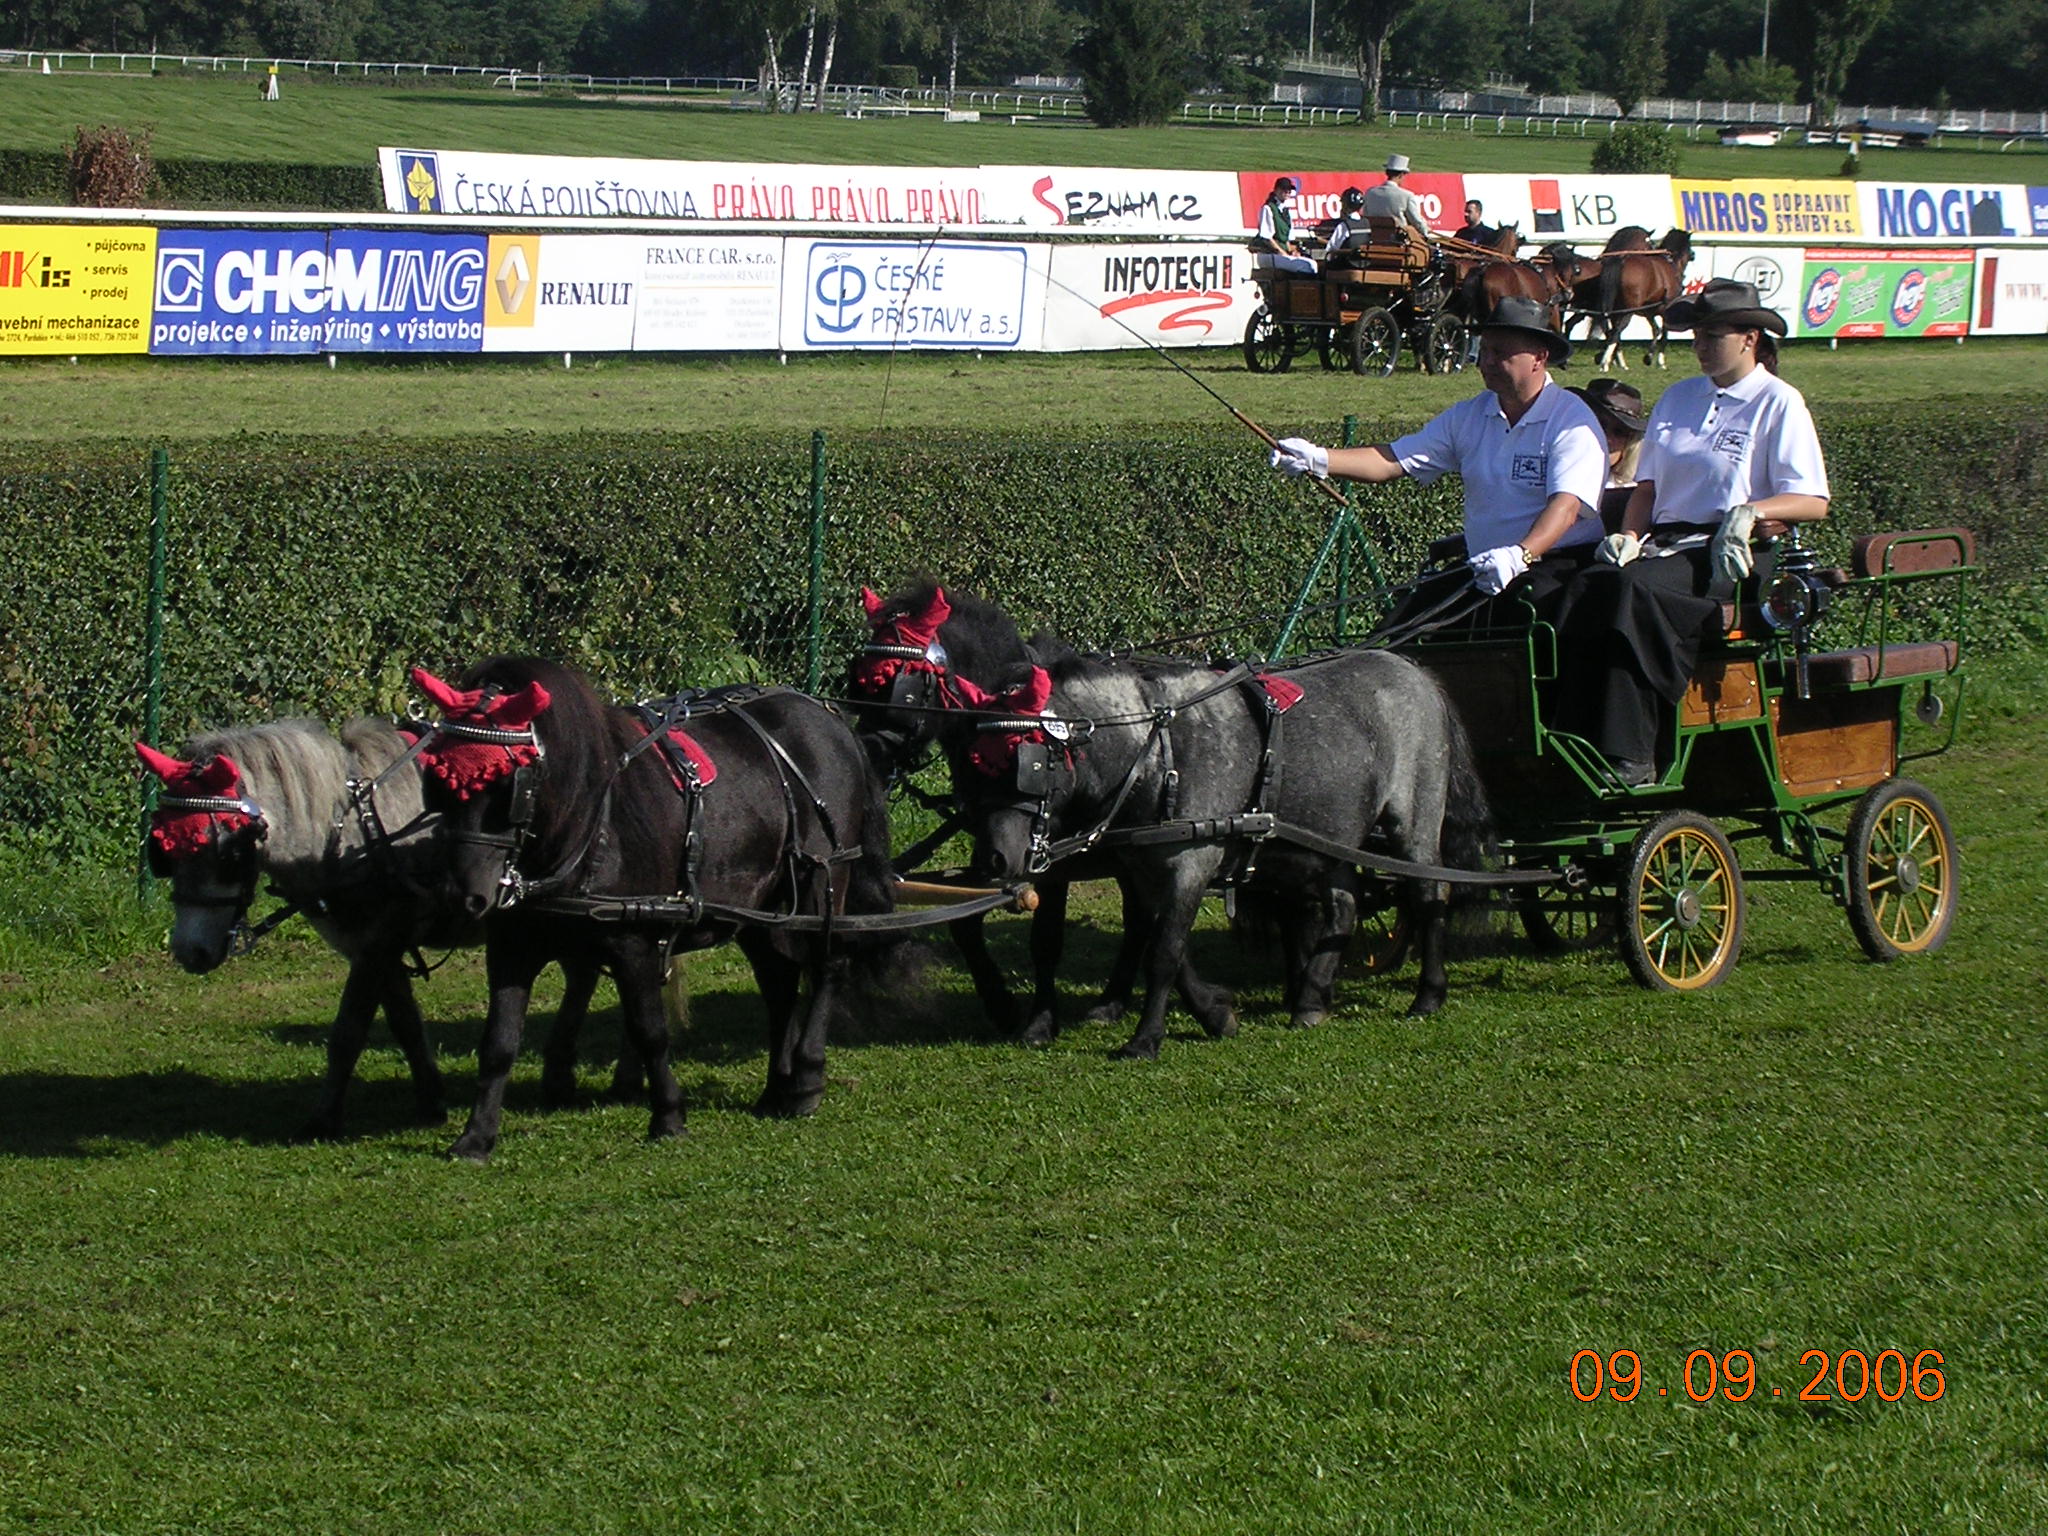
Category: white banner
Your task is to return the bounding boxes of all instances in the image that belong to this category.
[1041,243,1261,350]
[1461,174,1676,246]
[980,166,1249,235]
[481,234,637,352]
[1971,248,2048,334]
[633,235,783,349]
[1858,182,2036,243]
[381,148,990,227]
[779,239,1045,350]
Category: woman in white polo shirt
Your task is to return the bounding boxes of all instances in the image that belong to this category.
[1553,279,1830,785]
[1270,296,1606,621]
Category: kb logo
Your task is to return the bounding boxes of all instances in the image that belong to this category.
[811,255,868,335]
[156,247,207,312]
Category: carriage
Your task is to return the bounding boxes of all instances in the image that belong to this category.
[1242,219,1469,379]
[1377,523,1972,989]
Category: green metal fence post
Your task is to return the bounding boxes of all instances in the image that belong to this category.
[137,445,169,900]
[1335,413,1359,644]
[805,429,826,693]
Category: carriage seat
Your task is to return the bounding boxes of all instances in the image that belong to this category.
[1366,216,1433,273]
[1785,527,1974,687]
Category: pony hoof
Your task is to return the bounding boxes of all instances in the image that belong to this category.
[1018,1019,1058,1048]
[1080,998,1129,1025]
[752,1089,821,1119]
[1290,1009,1327,1030]
[1112,1039,1161,1062]
[445,1135,494,1163]
[540,1080,580,1111]
[1203,1009,1240,1039]
[646,1114,687,1141]
[1405,992,1447,1018]
[291,1117,343,1145]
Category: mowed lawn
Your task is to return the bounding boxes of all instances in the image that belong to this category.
[3,336,2046,448]
[2,68,2046,181]
[0,658,2042,1533]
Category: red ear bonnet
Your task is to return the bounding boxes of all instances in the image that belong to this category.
[136,742,259,858]
[412,666,552,801]
[851,587,957,699]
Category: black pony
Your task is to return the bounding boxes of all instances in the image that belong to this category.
[848,583,1229,1045]
[414,657,897,1159]
[137,722,605,1139]
[938,621,1492,1055]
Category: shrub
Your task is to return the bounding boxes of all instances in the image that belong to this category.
[66,123,154,208]
[874,64,918,90]
[1591,122,1682,174]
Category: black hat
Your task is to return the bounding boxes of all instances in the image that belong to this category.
[1664,279,1788,335]
[1340,185,1366,212]
[1570,377,1648,433]
[1271,176,1298,195]
[1480,295,1571,365]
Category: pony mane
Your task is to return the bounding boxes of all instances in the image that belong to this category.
[181,719,352,868]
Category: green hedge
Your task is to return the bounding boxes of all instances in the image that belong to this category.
[0,151,380,210]
[3,404,2042,861]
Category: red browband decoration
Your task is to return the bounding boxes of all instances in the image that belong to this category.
[954,667,1063,777]
[852,586,955,699]
[411,666,553,801]
[135,742,259,857]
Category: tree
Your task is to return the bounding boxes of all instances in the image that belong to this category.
[1327,0,1418,124]
[1782,0,1894,126]
[1392,0,1509,90]
[1692,49,1800,101]
[1073,0,1195,128]
[1608,0,1667,114]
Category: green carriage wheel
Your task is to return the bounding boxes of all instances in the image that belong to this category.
[1844,778,1958,961]
[1619,811,1745,992]
[1515,883,1619,953]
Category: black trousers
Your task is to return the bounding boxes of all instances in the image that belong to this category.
[1379,547,1588,639]
[1550,545,1722,765]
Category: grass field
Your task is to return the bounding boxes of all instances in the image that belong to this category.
[3,67,2045,181]
[0,655,2043,1533]
[3,335,2045,447]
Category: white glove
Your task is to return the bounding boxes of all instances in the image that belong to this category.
[1469,544,1530,596]
[1710,504,1759,584]
[1596,531,1642,567]
[1270,437,1329,479]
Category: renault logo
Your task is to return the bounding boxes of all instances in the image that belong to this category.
[494,245,531,313]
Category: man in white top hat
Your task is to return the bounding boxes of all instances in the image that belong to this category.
[1362,153,1433,242]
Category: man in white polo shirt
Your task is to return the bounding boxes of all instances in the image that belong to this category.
[1268,296,1606,616]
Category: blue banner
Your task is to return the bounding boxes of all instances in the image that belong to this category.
[148,229,486,355]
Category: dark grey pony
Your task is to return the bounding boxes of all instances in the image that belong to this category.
[138,718,604,1139]
[847,582,1228,1045]
[947,635,1492,1056]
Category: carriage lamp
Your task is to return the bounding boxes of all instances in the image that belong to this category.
[1761,534,1833,699]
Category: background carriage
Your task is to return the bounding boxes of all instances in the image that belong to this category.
[1242,218,1470,379]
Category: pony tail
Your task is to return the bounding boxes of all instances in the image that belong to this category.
[1436,696,1496,905]
[1756,331,1781,374]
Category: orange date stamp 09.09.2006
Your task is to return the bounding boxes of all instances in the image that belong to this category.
[1569,1348,1947,1404]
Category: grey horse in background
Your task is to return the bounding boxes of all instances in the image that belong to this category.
[140,717,606,1139]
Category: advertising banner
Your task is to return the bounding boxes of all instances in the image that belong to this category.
[150,229,486,355]
[981,165,1247,235]
[1695,245,1803,329]
[1237,171,1466,235]
[482,234,638,353]
[1972,249,2048,334]
[1672,179,1861,241]
[1460,174,1674,245]
[1040,243,1260,351]
[382,149,990,227]
[0,225,154,355]
[633,235,783,351]
[2031,188,2048,238]
[1798,247,1974,338]
[1859,182,2031,242]
[780,239,1043,350]
[149,228,330,355]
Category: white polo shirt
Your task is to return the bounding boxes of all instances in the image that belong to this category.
[1390,381,1608,553]
[1638,367,1830,526]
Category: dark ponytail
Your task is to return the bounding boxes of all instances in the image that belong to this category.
[1756,330,1780,374]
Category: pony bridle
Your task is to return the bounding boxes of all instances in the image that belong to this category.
[425,715,546,907]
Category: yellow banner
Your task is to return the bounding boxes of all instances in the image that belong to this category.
[0,225,155,354]
[485,234,539,328]
[1672,180,1862,240]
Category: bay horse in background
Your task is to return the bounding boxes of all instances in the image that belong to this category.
[1567,228,1694,370]
[938,612,1494,1055]
[849,582,1227,1046]
[137,719,604,1140]
[1455,239,1585,332]
[413,657,899,1159]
